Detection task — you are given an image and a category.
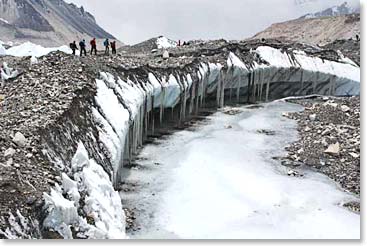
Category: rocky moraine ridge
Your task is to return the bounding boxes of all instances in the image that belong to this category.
[0,39,360,238]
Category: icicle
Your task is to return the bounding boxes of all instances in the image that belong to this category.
[220,70,225,108]
[258,69,263,101]
[252,70,257,103]
[151,95,155,135]
[299,69,304,96]
[216,72,221,107]
[247,72,251,103]
[236,74,241,103]
[160,87,165,124]
[189,79,195,115]
[332,76,337,95]
[313,72,318,94]
[266,78,270,102]
[202,71,208,106]
[124,132,130,165]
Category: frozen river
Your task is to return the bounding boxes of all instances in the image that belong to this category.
[120,101,360,239]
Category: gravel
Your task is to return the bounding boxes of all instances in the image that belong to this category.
[281,96,360,212]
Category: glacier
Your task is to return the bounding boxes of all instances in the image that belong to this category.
[35,44,360,239]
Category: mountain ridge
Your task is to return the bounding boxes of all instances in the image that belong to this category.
[0,0,116,47]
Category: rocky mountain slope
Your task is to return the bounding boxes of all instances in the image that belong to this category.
[0,39,360,238]
[119,36,177,54]
[252,13,360,46]
[0,0,115,47]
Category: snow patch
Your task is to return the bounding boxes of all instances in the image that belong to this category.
[6,41,72,57]
[156,36,177,49]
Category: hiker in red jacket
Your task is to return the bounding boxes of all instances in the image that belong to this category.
[90,38,97,55]
[111,41,117,54]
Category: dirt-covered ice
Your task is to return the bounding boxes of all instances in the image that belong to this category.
[121,101,360,239]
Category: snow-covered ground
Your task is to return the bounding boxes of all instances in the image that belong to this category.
[121,101,360,239]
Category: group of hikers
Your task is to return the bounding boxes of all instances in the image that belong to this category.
[69,38,117,57]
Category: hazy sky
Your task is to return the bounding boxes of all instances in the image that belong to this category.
[65,0,359,44]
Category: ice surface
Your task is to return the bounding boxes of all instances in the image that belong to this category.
[122,101,360,239]
[5,41,72,57]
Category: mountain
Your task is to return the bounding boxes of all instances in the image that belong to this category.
[0,0,116,47]
[252,14,360,46]
[120,36,177,54]
[300,1,360,19]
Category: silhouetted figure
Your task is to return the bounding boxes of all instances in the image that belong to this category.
[90,38,97,55]
[356,34,360,41]
[111,41,117,54]
[79,39,87,57]
[69,41,78,55]
[104,38,110,55]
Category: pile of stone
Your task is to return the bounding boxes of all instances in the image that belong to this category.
[282,96,360,210]
[0,52,97,232]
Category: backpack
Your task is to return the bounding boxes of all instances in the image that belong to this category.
[69,43,74,49]
[104,40,109,47]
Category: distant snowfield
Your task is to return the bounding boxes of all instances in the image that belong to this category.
[1,41,72,57]
[121,101,360,239]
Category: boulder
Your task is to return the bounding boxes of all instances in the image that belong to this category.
[309,114,317,121]
[324,142,340,155]
[13,132,27,147]
[4,148,16,157]
[341,105,350,112]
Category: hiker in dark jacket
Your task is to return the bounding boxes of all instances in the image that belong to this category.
[90,38,97,55]
[111,41,117,54]
[104,38,110,55]
[79,39,87,57]
[69,41,78,55]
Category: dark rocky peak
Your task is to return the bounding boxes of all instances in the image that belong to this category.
[300,1,360,19]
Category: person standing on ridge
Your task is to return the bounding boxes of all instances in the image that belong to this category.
[111,41,117,54]
[104,38,110,55]
[69,41,78,55]
[90,38,97,55]
[79,39,87,57]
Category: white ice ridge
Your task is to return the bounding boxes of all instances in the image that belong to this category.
[156,36,177,49]
[255,46,360,83]
[4,41,72,57]
[43,142,127,239]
